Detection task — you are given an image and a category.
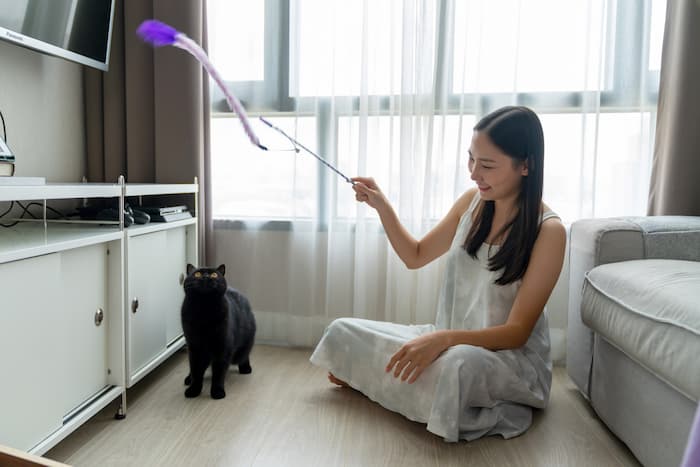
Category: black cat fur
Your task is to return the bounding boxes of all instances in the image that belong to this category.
[181,264,256,399]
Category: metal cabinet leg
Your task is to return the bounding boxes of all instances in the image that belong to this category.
[114,392,127,420]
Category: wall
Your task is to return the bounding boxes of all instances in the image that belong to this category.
[0,40,85,182]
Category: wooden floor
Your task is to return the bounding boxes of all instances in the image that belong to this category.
[46,345,640,467]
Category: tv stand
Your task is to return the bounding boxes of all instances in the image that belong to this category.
[0,177,198,455]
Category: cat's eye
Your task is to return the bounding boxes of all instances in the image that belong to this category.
[210,272,218,278]
[194,272,202,278]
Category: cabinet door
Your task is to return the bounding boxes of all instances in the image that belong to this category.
[127,232,167,376]
[57,244,110,416]
[0,255,63,451]
[162,227,187,344]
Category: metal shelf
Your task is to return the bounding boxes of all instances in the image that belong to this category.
[0,183,121,202]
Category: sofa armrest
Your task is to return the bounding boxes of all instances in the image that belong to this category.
[566,216,700,397]
[630,216,700,261]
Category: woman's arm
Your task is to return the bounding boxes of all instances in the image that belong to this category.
[353,177,476,269]
[387,217,567,383]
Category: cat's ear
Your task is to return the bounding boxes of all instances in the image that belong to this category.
[187,263,196,275]
[217,264,226,276]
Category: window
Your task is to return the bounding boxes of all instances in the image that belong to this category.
[208,1,265,81]
[209,0,666,224]
[211,116,318,219]
[453,1,605,94]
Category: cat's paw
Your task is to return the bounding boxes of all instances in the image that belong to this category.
[211,386,226,399]
[239,364,252,374]
[184,374,191,386]
[185,385,202,398]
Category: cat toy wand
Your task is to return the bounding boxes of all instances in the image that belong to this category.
[136,19,355,185]
[258,117,355,185]
[136,20,266,150]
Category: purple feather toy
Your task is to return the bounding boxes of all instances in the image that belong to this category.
[137,19,267,150]
[137,19,355,185]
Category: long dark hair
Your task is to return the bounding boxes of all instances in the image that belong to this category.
[463,106,544,285]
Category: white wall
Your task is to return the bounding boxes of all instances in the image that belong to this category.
[0,40,85,182]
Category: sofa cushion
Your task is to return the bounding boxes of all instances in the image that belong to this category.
[581,259,700,401]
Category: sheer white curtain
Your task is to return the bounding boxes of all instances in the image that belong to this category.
[208,0,663,353]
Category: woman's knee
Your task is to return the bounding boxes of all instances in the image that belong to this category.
[323,318,366,345]
[326,317,357,334]
[438,344,491,372]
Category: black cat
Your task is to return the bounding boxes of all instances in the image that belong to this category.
[181,264,256,399]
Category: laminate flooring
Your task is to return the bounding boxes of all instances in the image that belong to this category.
[46,345,640,467]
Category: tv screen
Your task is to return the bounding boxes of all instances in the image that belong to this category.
[0,0,115,71]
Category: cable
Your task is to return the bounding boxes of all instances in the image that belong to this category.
[0,109,6,142]
[0,202,21,227]
[0,201,67,228]
[0,201,14,218]
[17,201,66,219]
[1,201,33,227]
[15,201,38,219]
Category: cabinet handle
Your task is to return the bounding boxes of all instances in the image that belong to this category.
[131,298,139,314]
[94,308,104,326]
[179,273,185,285]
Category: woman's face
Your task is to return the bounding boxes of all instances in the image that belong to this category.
[468,130,528,203]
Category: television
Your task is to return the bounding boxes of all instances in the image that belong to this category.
[0,0,116,71]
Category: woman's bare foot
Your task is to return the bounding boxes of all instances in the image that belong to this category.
[328,372,350,387]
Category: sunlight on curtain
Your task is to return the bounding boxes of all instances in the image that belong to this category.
[208,0,664,351]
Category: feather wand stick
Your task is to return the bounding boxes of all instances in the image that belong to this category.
[137,19,354,184]
[137,19,267,150]
[259,117,355,185]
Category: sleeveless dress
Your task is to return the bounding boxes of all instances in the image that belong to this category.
[309,193,559,442]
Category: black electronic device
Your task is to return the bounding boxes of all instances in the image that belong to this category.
[140,205,188,216]
[78,204,145,227]
[131,209,151,224]
[95,208,134,226]
[148,210,192,223]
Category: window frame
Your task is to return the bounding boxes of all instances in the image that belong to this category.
[210,0,662,228]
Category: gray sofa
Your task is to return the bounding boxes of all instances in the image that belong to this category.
[567,216,700,467]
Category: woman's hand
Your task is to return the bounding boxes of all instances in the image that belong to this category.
[352,177,389,211]
[386,331,450,384]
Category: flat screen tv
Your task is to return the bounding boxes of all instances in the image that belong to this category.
[0,0,116,71]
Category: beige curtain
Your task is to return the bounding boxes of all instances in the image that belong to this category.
[648,0,700,216]
[84,0,213,263]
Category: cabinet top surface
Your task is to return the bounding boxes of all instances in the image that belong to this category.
[0,183,198,201]
[0,223,123,264]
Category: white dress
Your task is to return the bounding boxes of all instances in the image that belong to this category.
[309,193,558,442]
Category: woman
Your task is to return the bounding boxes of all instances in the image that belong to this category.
[310,106,566,442]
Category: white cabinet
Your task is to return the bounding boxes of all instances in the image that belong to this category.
[125,224,195,386]
[163,227,189,344]
[57,243,112,416]
[0,180,197,455]
[0,227,124,454]
[0,254,64,451]
[128,231,169,377]
[128,226,189,352]
[123,192,197,386]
